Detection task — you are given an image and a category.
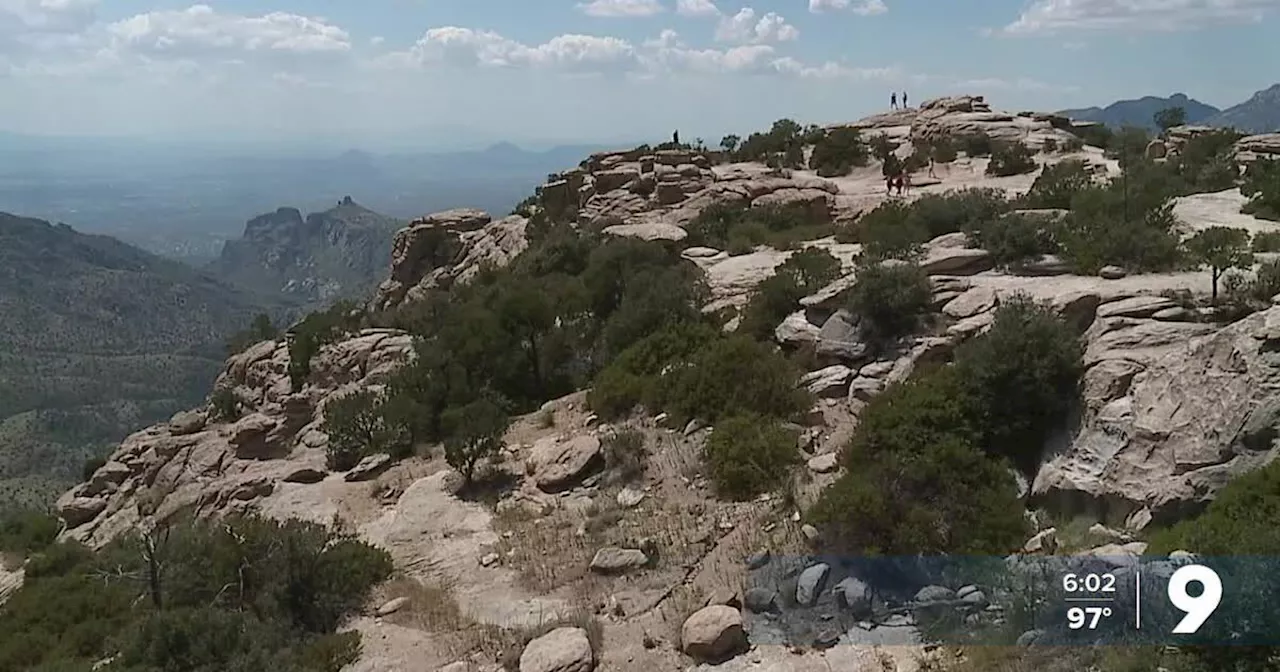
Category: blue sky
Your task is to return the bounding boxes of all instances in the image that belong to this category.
[1,0,1278,149]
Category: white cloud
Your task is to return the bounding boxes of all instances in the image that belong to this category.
[676,0,720,17]
[1001,0,1280,34]
[391,26,637,71]
[808,0,888,15]
[105,5,351,57]
[715,8,800,43]
[576,0,665,18]
[0,0,97,34]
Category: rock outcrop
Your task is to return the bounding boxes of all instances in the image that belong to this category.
[1036,305,1280,526]
[371,208,528,311]
[208,200,401,306]
[907,95,1079,150]
[57,329,413,547]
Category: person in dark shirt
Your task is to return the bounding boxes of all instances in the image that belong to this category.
[890,92,897,110]
[902,91,909,108]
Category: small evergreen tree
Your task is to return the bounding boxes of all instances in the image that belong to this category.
[441,393,509,485]
[1186,226,1254,303]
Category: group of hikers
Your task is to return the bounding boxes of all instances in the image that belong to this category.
[886,170,912,196]
[890,90,910,110]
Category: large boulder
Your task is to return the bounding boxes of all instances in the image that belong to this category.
[227,413,281,459]
[1035,306,1280,524]
[796,563,831,606]
[681,605,747,662]
[529,435,603,492]
[518,627,595,672]
[815,310,869,362]
[589,547,649,574]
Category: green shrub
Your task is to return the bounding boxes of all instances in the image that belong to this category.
[1020,159,1093,210]
[1170,129,1243,195]
[811,400,1025,556]
[588,321,720,419]
[208,387,240,422]
[1242,158,1280,221]
[1057,183,1184,274]
[809,127,870,177]
[0,516,391,671]
[908,188,1010,240]
[1150,458,1280,555]
[321,389,409,471]
[1071,124,1113,149]
[685,202,831,252]
[704,415,798,501]
[962,132,993,157]
[739,248,841,341]
[985,141,1037,177]
[659,335,810,424]
[953,296,1083,474]
[840,188,1010,254]
[846,262,934,349]
[288,300,363,392]
[851,201,921,259]
[1146,458,1280,672]
[1041,137,1058,153]
[733,119,805,167]
[0,508,60,557]
[1252,231,1280,252]
[441,392,509,485]
[930,135,959,163]
[964,212,1060,267]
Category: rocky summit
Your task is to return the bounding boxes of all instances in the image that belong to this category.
[209,197,402,307]
[12,91,1280,672]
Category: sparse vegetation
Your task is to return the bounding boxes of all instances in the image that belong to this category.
[985,141,1037,177]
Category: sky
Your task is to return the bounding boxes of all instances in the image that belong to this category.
[1,0,1279,150]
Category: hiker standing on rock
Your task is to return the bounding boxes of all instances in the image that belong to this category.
[902,171,913,196]
[890,92,897,110]
[902,91,909,108]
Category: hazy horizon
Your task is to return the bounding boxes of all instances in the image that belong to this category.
[4,0,1280,146]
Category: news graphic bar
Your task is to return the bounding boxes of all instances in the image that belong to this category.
[739,555,1280,648]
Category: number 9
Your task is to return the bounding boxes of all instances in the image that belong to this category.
[1169,564,1222,634]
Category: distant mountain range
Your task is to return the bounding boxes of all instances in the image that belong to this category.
[1060,84,1280,134]
[208,198,401,308]
[0,137,617,262]
[0,213,285,507]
